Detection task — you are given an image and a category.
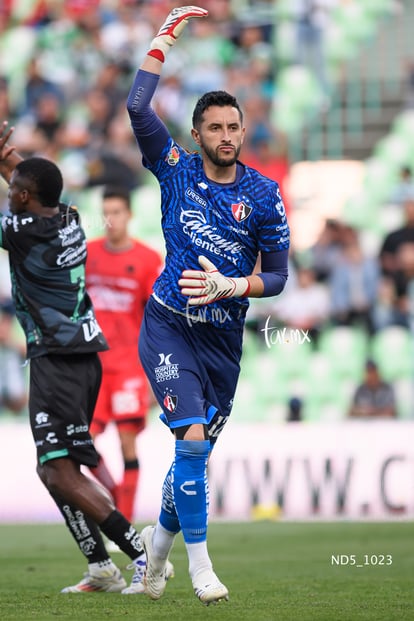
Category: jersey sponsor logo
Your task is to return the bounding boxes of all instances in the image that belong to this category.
[58,220,82,247]
[82,317,102,342]
[229,225,249,236]
[275,188,286,220]
[231,201,252,222]
[180,209,244,260]
[159,353,172,365]
[165,144,180,166]
[186,187,207,208]
[56,240,87,267]
[35,411,50,427]
[163,392,178,413]
[155,353,179,383]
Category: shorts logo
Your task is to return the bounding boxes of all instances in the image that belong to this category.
[163,393,178,413]
[46,432,58,444]
[165,144,180,166]
[66,424,88,436]
[82,317,101,342]
[155,353,179,383]
[231,201,252,222]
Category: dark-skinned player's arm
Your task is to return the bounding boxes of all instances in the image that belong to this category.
[0,121,23,184]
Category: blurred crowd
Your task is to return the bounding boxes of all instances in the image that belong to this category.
[0,0,296,201]
[249,189,414,341]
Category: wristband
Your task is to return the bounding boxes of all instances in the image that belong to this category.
[147,49,165,63]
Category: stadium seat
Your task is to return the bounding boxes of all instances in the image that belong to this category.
[130,184,163,248]
[331,4,378,45]
[298,352,351,422]
[393,377,414,420]
[235,363,288,423]
[0,26,36,107]
[317,326,368,381]
[273,0,296,21]
[369,326,413,382]
[272,66,323,134]
[361,156,401,205]
[264,336,313,383]
[391,110,414,144]
[363,0,396,18]
[341,192,381,231]
[273,20,296,66]
[240,329,263,373]
[326,23,360,66]
[77,187,104,240]
[372,134,414,177]
[393,378,414,420]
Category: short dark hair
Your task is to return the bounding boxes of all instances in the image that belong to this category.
[15,157,63,207]
[102,185,131,211]
[192,91,243,129]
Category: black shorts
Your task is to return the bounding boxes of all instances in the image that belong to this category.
[29,353,102,467]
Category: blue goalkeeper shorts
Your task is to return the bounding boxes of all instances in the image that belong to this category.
[139,296,243,444]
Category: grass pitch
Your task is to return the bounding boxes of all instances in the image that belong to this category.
[0,521,412,621]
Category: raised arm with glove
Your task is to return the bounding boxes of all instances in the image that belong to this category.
[147,5,208,64]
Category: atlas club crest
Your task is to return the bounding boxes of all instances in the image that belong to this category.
[164,393,178,412]
[231,201,252,222]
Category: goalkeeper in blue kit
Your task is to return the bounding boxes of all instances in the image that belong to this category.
[126,6,290,605]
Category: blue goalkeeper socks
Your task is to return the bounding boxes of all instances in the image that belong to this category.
[159,464,180,533]
[171,439,210,544]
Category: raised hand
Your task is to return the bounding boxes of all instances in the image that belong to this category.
[0,121,16,162]
[149,6,208,61]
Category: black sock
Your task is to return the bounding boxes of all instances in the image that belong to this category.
[124,458,139,470]
[50,491,109,563]
[99,510,143,560]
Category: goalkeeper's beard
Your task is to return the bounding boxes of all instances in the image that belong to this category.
[201,141,241,168]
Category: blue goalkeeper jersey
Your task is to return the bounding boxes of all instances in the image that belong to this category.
[145,138,290,329]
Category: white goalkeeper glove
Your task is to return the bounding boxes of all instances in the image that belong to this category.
[179,255,250,306]
[149,6,208,62]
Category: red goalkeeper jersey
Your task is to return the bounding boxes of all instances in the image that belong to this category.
[86,238,162,373]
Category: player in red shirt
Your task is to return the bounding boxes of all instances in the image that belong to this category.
[86,185,163,523]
